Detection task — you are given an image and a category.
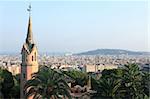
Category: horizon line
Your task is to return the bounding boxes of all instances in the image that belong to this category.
[0,48,149,54]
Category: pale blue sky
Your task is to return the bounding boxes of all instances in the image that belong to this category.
[0,0,149,53]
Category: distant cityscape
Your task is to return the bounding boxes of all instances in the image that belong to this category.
[0,49,149,75]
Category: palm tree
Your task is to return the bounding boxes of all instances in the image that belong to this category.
[122,63,144,99]
[90,69,123,98]
[24,66,71,99]
[97,77,121,99]
[142,71,150,97]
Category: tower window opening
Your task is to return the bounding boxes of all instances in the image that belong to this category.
[34,52,36,61]
[32,56,34,61]
[23,53,26,62]
[23,73,26,78]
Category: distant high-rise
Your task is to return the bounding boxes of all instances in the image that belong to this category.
[20,4,39,98]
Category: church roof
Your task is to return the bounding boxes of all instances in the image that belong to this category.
[26,16,33,45]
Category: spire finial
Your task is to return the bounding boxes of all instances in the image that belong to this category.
[27,3,31,16]
[26,3,33,45]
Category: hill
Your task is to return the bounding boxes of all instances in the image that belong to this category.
[75,49,149,55]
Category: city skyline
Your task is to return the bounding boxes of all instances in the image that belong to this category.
[0,0,149,53]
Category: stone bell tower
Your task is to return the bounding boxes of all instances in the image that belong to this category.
[20,4,39,98]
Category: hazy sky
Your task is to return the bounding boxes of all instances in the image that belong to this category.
[0,0,149,53]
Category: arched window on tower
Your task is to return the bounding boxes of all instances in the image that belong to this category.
[25,53,27,62]
[34,52,36,61]
[23,73,26,78]
[32,55,34,61]
[22,53,25,62]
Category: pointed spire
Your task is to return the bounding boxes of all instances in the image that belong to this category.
[26,4,33,45]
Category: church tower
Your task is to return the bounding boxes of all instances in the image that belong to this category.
[20,4,39,98]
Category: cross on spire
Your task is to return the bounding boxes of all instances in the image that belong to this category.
[26,3,33,46]
[27,4,32,16]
